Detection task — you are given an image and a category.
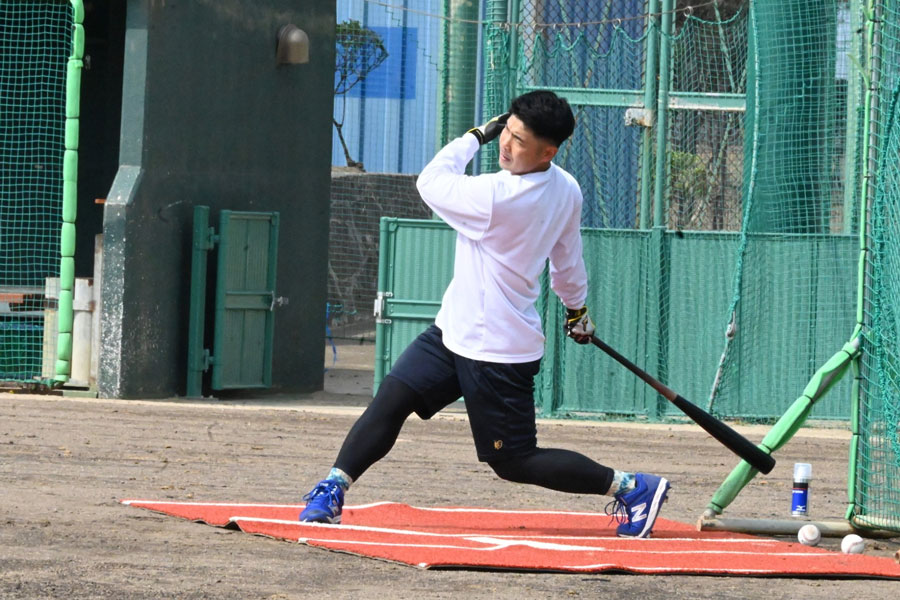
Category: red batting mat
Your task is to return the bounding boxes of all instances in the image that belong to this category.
[120,500,900,578]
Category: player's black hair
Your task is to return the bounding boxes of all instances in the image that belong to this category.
[508,90,575,147]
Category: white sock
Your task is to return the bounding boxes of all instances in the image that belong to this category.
[610,470,635,496]
[327,467,354,491]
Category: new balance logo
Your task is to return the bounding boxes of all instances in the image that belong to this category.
[630,502,648,523]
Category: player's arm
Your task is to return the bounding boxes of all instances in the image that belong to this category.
[415,123,501,240]
[549,190,593,343]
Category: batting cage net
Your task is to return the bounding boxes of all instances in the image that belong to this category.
[703,0,855,421]
[854,0,900,533]
[489,0,859,423]
[0,0,81,385]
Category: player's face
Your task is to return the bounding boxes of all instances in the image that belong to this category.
[498,115,558,175]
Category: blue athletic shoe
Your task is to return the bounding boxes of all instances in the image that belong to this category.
[606,472,670,538]
[299,479,345,524]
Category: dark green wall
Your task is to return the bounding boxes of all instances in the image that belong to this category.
[76,1,126,278]
[99,0,335,398]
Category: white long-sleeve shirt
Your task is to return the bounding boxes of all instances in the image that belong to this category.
[415,134,588,363]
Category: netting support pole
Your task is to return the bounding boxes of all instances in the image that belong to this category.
[847,342,861,521]
[652,0,674,228]
[480,0,512,173]
[438,0,479,150]
[638,0,661,229]
[698,516,897,538]
[846,0,882,524]
[373,218,394,395]
[507,0,520,105]
[55,1,86,384]
[704,336,860,518]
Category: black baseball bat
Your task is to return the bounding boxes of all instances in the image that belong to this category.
[589,335,775,474]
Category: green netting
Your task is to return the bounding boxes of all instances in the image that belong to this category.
[355,0,898,531]
[0,0,79,383]
[666,5,748,231]
[510,1,649,227]
[855,0,900,532]
[506,0,857,422]
[705,0,858,422]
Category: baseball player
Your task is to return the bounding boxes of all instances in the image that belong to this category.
[300,90,670,538]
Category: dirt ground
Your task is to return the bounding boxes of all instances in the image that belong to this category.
[1,342,899,599]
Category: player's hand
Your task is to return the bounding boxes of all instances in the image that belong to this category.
[467,113,510,145]
[564,306,595,344]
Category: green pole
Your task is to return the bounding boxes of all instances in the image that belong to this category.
[437,1,448,150]
[507,0,520,103]
[842,0,865,234]
[54,0,86,383]
[480,0,510,172]
[740,1,757,218]
[186,206,212,398]
[373,218,394,395]
[652,0,674,228]
[706,337,860,516]
[440,0,480,148]
[847,0,881,522]
[846,348,861,520]
[639,0,661,230]
[647,1,673,413]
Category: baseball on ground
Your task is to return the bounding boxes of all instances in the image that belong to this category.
[797,524,821,546]
[841,533,865,554]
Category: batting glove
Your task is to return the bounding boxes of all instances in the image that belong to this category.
[564,306,595,344]
[467,113,510,145]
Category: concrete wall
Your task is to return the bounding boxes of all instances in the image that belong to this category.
[99,0,335,398]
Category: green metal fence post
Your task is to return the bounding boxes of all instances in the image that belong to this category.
[373,217,393,394]
[186,206,213,398]
[648,226,670,419]
[842,0,865,234]
[645,1,674,417]
[652,0,674,228]
[639,0,661,230]
[481,0,511,172]
[507,0,521,103]
[439,0,479,149]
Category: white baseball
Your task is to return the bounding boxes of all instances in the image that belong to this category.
[797,524,821,546]
[841,533,865,554]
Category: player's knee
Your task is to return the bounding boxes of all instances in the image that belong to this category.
[486,455,533,484]
[373,375,420,420]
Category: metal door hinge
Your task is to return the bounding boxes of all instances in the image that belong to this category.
[269,295,288,311]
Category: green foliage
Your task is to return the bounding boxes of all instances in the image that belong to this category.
[669,150,711,203]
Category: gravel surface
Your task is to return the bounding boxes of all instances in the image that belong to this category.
[1,358,898,598]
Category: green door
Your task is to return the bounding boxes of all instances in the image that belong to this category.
[211,210,280,390]
[374,218,456,392]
